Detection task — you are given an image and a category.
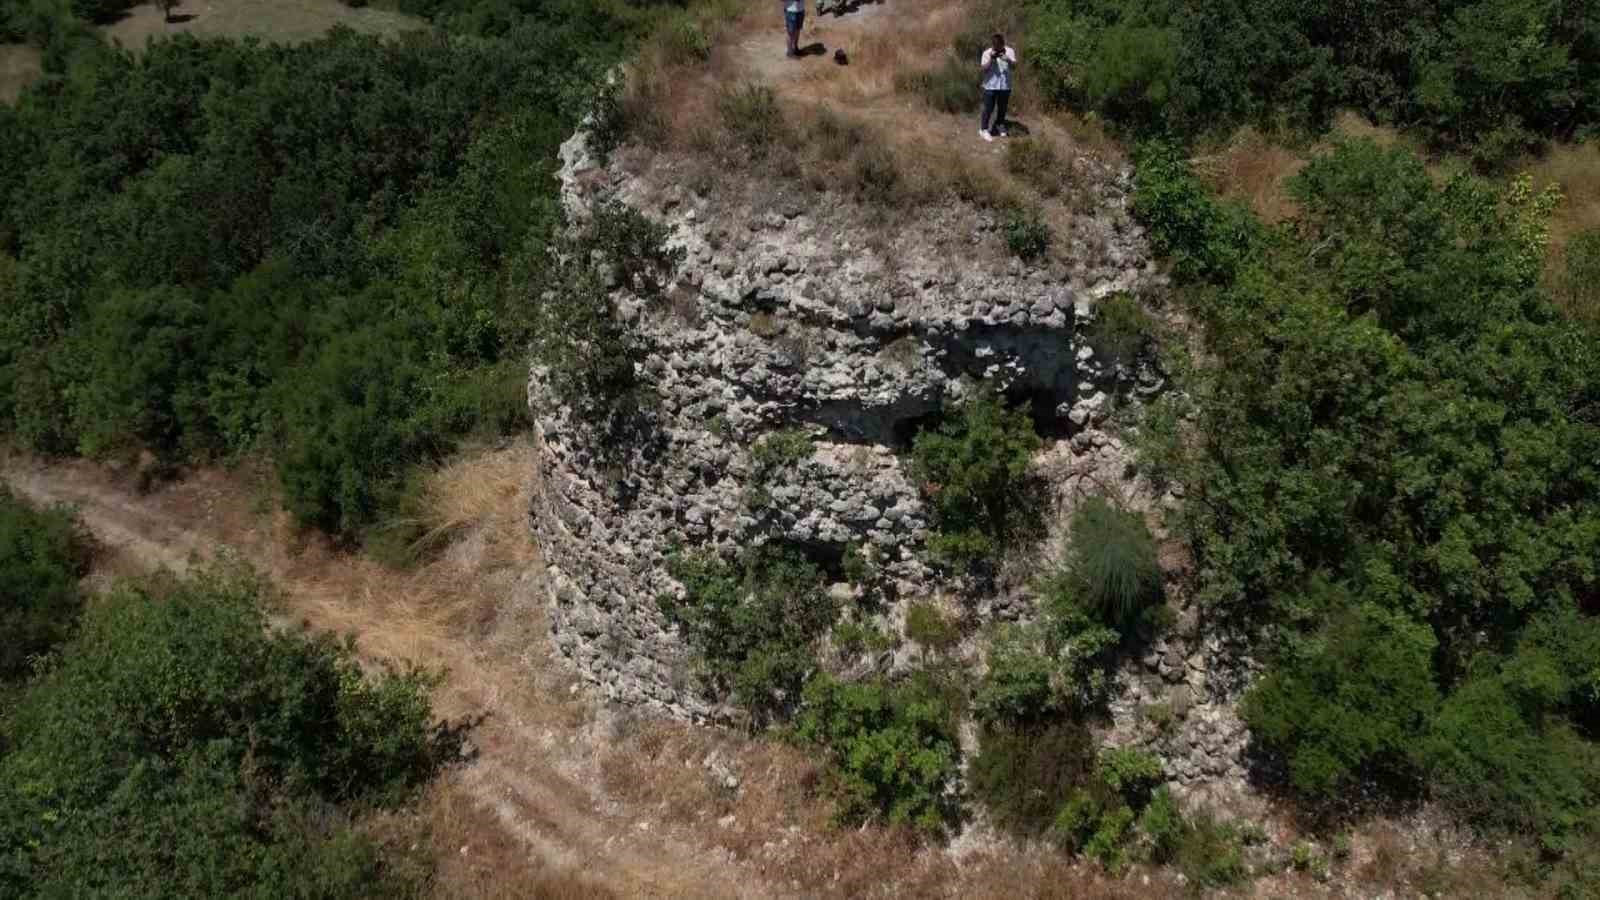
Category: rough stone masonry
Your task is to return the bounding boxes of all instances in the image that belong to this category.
[527,126,1252,794]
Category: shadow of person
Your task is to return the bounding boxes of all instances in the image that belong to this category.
[167,13,198,23]
[999,119,1032,136]
[799,42,827,57]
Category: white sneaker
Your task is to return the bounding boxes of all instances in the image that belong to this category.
[979,129,993,142]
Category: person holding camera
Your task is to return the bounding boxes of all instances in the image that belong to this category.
[978,33,1017,141]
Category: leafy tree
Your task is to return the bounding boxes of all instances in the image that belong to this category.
[0,564,452,897]
[794,673,962,835]
[1241,600,1440,798]
[909,389,1043,568]
[0,490,92,681]
[660,545,835,726]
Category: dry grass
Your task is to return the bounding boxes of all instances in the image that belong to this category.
[1194,127,1306,224]
[101,0,426,51]
[1525,142,1600,256]
[0,43,42,104]
[613,0,1123,264]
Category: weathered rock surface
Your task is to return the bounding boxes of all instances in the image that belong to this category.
[529,126,1250,797]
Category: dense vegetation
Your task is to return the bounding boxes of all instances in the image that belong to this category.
[0,0,669,547]
[1021,0,1600,163]
[0,490,453,898]
[1134,137,1600,883]
[0,489,91,681]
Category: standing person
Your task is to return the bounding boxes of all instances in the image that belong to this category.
[783,0,805,58]
[978,33,1017,141]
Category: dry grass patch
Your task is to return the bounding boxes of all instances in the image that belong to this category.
[1194,127,1306,224]
[0,43,42,104]
[396,778,620,900]
[101,0,426,50]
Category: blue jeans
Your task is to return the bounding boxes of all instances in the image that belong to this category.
[981,89,1011,132]
[785,10,804,40]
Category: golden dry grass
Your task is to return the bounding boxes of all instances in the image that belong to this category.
[618,0,1122,266]
[1525,142,1600,253]
[1194,127,1306,224]
[0,43,42,104]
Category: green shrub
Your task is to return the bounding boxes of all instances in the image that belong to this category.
[656,11,711,65]
[1080,25,1178,131]
[1057,496,1162,634]
[795,672,962,834]
[1086,293,1154,370]
[1420,666,1600,853]
[1003,206,1051,261]
[909,389,1042,568]
[661,545,834,726]
[896,56,979,115]
[716,82,790,159]
[969,722,1097,837]
[1132,142,1261,284]
[1241,600,1439,799]
[974,603,1118,725]
[0,564,450,898]
[0,489,92,681]
[904,601,960,655]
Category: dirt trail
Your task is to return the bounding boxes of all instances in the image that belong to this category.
[3,453,765,899]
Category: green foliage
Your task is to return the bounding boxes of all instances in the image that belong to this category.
[661,545,835,726]
[1021,0,1600,156]
[1003,206,1051,261]
[0,490,91,681]
[794,672,962,834]
[904,601,960,655]
[909,389,1042,568]
[0,2,664,541]
[1057,496,1162,634]
[1086,293,1154,370]
[896,55,978,115]
[1132,141,1261,284]
[0,564,451,897]
[1140,135,1600,870]
[1242,600,1440,799]
[973,598,1118,725]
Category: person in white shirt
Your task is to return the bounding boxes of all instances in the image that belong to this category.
[783,0,805,58]
[978,33,1017,142]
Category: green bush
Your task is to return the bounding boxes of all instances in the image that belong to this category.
[1131,141,1261,284]
[1003,206,1051,261]
[974,600,1118,725]
[1079,24,1178,131]
[909,389,1042,568]
[795,672,962,834]
[904,601,960,655]
[0,489,92,681]
[1086,293,1154,370]
[1057,496,1163,634]
[969,722,1098,837]
[661,545,835,726]
[0,564,451,897]
[1242,600,1439,799]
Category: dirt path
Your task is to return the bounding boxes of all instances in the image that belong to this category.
[3,453,767,899]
